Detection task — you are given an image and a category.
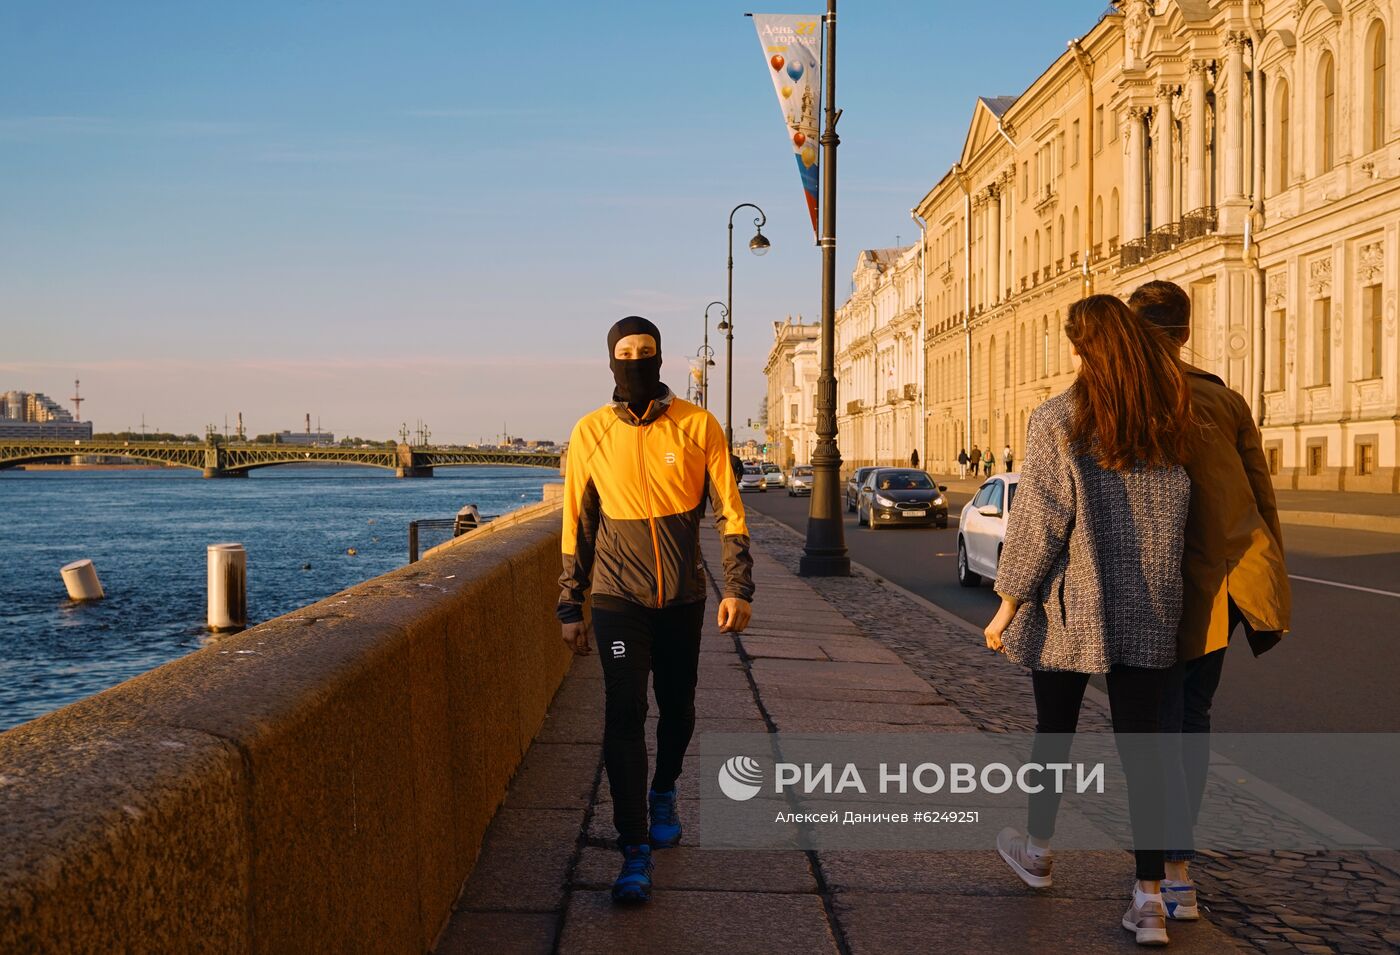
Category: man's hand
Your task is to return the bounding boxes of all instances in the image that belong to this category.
[561,620,593,655]
[717,597,752,633]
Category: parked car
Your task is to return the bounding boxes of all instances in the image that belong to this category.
[957,473,1019,586]
[763,463,785,488]
[844,467,878,512]
[856,468,949,529]
[738,465,767,492]
[787,464,814,496]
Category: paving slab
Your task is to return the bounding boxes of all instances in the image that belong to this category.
[818,849,1140,899]
[758,683,949,706]
[738,636,832,660]
[501,743,599,810]
[833,892,1247,954]
[557,890,839,955]
[571,846,817,894]
[761,697,968,727]
[457,807,585,912]
[434,911,558,955]
[749,658,934,693]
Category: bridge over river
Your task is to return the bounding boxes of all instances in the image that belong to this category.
[0,439,562,478]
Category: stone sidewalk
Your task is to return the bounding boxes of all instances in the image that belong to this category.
[433,537,1246,955]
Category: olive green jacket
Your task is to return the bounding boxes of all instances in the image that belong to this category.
[1178,366,1291,660]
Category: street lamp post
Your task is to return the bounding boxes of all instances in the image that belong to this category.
[800,0,850,577]
[723,203,770,450]
[703,300,726,411]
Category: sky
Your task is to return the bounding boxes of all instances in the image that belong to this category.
[1,1,1104,444]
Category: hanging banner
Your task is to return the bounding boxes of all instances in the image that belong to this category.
[752,13,822,236]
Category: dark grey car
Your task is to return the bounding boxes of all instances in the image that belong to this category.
[844,467,878,512]
[856,468,949,529]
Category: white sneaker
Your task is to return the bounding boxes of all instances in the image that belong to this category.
[995,827,1053,888]
[1122,890,1170,946]
[1161,879,1199,920]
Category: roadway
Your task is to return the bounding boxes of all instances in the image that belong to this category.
[744,484,1400,734]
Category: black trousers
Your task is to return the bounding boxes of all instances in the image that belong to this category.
[1026,665,1169,881]
[592,597,706,847]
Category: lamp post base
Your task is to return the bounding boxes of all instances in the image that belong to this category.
[799,550,851,577]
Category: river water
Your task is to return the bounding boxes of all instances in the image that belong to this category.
[0,465,553,732]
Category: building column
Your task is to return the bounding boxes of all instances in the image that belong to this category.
[1154,85,1176,231]
[1124,106,1148,241]
[989,186,1002,304]
[1187,59,1209,212]
[1224,32,1247,203]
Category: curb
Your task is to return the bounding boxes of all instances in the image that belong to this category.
[1279,509,1400,534]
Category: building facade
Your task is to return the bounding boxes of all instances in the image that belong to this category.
[832,246,924,469]
[0,389,92,439]
[901,0,1399,491]
[763,316,822,468]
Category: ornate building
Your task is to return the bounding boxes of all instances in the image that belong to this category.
[910,0,1398,492]
[762,316,821,468]
[831,245,923,469]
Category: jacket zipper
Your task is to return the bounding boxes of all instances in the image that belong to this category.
[635,405,665,608]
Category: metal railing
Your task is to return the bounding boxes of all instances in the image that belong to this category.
[1147,223,1180,256]
[1180,205,1219,241]
[408,512,498,562]
[1119,237,1150,268]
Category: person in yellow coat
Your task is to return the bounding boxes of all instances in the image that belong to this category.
[1128,280,1291,922]
[558,315,754,904]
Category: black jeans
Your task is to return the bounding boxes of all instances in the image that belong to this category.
[592,597,706,847]
[1027,665,1169,881]
[1159,601,1239,864]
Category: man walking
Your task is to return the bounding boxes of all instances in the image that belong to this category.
[1003,444,1014,472]
[1129,281,1291,921]
[983,448,995,477]
[969,445,982,476]
[559,316,755,905]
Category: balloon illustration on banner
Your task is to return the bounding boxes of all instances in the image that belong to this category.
[752,13,822,237]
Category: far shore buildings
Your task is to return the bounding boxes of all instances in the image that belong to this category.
[765,0,1400,492]
[0,389,92,440]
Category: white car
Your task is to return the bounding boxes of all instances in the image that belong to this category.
[787,464,813,496]
[739,466,767,492]
[957,473,1019,587]
[763,463,785,488]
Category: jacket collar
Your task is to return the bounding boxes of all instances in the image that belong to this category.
[1183,362,1226,388]
[610,384,674,426]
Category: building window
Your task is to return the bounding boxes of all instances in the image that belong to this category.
[1269,308,1287,390]
[1363,283,1384,379]
[1093,196,1103,246]
[1072,119,1081,166]
[1319,51,1336,173]
[1095,105,1105,153]
[1042,319,1050,379]
[1369,22,1388,152]
[1110,189,1120,241]
[1312,297,1332,385]
[1356,440,1376,477]
[1022,161,1029,197]
[1307,442,1325,475]
[790,403,799,424]
[1274,78,1291,194]
[1266,445,1281,475]
[1109,107,1118,142]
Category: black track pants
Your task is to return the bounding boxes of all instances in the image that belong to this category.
[592,597,706,848]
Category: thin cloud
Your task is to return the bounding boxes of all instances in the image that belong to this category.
[406,107,543,119]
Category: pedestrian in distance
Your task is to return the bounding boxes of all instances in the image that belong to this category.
[1004,444,1014,473]
[958,448,970,479]
[1128,280,1291,921]
[970,445,983,474]
[983,449,995,477]
[559,316,755,905]
[910,448,920,468]
[983,294,1197,947]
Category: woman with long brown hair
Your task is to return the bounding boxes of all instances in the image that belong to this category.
[984,294,1193,947]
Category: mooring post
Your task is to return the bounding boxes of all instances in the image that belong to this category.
[60,559,104,601]
[207,543,247,632]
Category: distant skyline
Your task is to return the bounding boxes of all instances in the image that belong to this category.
[1,1,1104,443]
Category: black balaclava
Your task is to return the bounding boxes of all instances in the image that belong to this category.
[607,315,664,415]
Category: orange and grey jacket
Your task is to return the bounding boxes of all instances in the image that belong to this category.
[558,387,754,623]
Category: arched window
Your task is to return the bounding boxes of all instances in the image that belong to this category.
[1093,196,1104,247]
[1033,233,1040,276]
[1021,238,1028,281]
[1057,215,1066,263]
[1018,324,1026,383]
[1319,51,1336,172]
[1042,317,1050,378]
[1109,189,1121,240]
[1071,207,1080,261]
[986,339,994,396]
[1274,77,1291,194]
[1368,22,1388,151]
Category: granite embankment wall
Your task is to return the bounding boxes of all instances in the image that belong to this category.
[0,498,571,954]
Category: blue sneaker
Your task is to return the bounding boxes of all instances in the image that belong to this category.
[611,844,653,904]
[648,788,682,848]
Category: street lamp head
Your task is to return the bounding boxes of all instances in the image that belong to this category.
[717,320,730,331]
[749,229,771,256]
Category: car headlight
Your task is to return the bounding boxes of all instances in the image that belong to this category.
[875,494,895,507]
[933,496,944,506]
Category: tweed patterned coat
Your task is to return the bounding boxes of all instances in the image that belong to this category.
[995,389,1190,674]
